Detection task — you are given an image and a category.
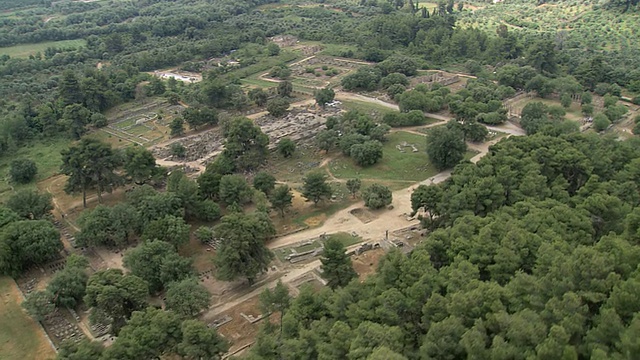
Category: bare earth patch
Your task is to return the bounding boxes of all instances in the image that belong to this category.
[351,248,387,281]
[349,207,378,224]
[304,214,327,227]
[205,296,272,355]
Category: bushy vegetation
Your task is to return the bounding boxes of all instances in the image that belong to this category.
[247,132,640,360]
[2,0,640,358]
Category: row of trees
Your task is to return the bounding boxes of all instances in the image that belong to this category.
[52,268,228,359]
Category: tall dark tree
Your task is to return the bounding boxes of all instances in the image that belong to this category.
[60,104,92,139]
[219,174,254,205]
[266,97,290,117]
[58,70,83,107]
[426,126,467,170]
[253,172,276,195]
[277,137,296,158]
[61,138,122,207]
[270,184,293,217]
[221,117,269,171]
[123,240,194,293]
[277,80,293,98]
[165,278,211,318]
[57,339,104,360]
[47,258,89,308]
[177,319,229,360]
[302,172,332,206]
[260,280,291,337]
[248,88,269,107]
[346,178,362,198]
[316,130,338,153]
[123,145,162,184]
[213,212,275,284]
[9,158,37,184]
[315,87,336,107]
[170,117,185,137]
[362,183,393,209]
[22,290,55,322]
[103,307,182,359]
[141,215,190,249]
[320,236,357,289]
[76,204,140,248]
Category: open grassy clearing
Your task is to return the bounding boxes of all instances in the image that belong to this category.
[328,131,436,182]
[0,277,56,360]
[339,99,396,120]
[266,147,325,185]
[223,51,299,81]
[0,39,86,58]
[0,137,70,202]
[509,97,585,121]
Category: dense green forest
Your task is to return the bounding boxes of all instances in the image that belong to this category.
[246,132,640,360]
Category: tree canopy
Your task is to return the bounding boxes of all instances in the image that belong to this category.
[302,172,332,206]
[246,132,640,360]
[426,125,467,170]
[123,240,194,293]
[0,220,62,276]
[84,269,148,335]
[213,212,275,284]
[321,236,357,289]
[5,189,53,220]
[165,277,211,318]
[61,138,122,207]
[221,117,269,171]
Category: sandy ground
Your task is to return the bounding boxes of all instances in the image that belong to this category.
[0,277,56,360]
[352,248,387,281]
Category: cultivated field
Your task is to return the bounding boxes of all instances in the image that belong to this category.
[0,39,86,58]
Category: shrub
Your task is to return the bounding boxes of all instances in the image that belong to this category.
[9,159,37,184]
[362,184,392,209]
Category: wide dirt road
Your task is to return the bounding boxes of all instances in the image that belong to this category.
[267,169,452,250]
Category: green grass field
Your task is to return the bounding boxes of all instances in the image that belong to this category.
[510,97,584,121]
[329,131,436,182]
[340,100,396,119]
[0,137,70,202]
[0,277,56,360]
[329,131,477,182]
[0,39,86,58]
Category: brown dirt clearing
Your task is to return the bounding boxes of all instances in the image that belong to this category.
[352,248,387,281]
[205,296,270,354]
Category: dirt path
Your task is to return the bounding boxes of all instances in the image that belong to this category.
[335,92,400,111]
[267,121,523,250]
[334,92,454,122]
[266,170,452,250]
